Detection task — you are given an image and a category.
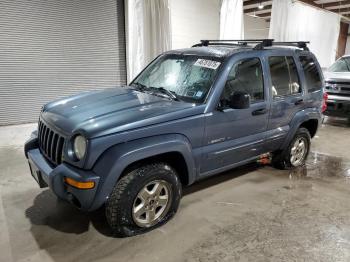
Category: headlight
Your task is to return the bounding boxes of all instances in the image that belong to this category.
[73,135,87,160]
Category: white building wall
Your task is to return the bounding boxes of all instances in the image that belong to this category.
[170,0,221,49]
[244,15,269,39]
[170,1,270,49]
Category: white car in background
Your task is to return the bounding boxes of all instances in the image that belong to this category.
[323,56,350,121]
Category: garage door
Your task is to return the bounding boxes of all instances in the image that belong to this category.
[0,0,127,125]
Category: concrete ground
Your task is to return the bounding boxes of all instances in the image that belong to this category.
[1,118,350,262]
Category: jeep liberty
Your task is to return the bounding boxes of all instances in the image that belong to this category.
[25,39,325,237]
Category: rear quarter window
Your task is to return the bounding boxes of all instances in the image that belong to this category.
[299,56,322,92]
[268,56,301,98]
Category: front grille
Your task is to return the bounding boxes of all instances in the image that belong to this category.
[326,81,350,85]
[327,92,350,97]
[325,82,350,94]
[38,120,65,165]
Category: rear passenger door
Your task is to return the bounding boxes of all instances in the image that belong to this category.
[265,55,305,152]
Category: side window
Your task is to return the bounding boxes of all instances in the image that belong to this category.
[268,56,301,98]
[221,58,264,105]
[299,56,322,92]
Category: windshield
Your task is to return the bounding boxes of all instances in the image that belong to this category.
[132,54,222,103]
[329,57,350,72]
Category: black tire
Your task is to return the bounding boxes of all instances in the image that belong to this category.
[273,127,311,170]
[105,163,182,237]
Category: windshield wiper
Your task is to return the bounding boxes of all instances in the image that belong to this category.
[131,83,180,101]
[152,87,180,101]
[131,82,149,92]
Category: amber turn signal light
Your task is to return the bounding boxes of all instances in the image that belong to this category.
[64,177,95,189]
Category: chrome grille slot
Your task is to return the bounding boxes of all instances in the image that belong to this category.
[51,134,58,162]
[47,130,54,158]
[38,120,65,166]
[43,126,49,152]
[56,137,65,164]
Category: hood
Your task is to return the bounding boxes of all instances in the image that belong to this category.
[323,71,350,82]
[41,86,199,138]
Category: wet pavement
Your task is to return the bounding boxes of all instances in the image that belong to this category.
[0,117,350,262]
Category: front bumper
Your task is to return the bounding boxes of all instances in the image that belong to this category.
[324,95,350,118]
[25,136,100,211]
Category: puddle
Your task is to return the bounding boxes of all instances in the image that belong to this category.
[282,151,350,190]
[303,151,350,179]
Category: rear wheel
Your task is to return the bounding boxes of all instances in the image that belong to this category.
[105,163,182,237]
[289,137,308,166]
[273,127,311,169]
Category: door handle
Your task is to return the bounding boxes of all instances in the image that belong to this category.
[294,99,304,105]
[252,108,267,116]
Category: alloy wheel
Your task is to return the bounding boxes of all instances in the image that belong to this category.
[132,180,172,228]
[290,137,308,166]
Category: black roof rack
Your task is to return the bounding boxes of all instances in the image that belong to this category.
[272,41,310,51]
[192,39,310,51]
[191,40,248,48]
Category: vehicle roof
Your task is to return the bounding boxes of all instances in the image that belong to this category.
[165,45,311,59]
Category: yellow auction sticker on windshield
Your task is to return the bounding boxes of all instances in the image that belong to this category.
[194,59,221,70]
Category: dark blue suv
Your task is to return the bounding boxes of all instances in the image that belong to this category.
[25,40,324,237]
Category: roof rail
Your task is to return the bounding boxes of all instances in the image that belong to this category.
[191,39,310,51]
[272,41,310,51]
[191,40,247,48]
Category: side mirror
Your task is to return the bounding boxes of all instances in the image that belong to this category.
[228,91,250,109]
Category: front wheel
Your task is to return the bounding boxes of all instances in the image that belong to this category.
[105,163,182,237]
[273,127,311,169]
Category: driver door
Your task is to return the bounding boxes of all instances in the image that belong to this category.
[200,57,269,175]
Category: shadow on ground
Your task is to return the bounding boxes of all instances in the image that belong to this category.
[25,163,260,239]
[25,190,113,237]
